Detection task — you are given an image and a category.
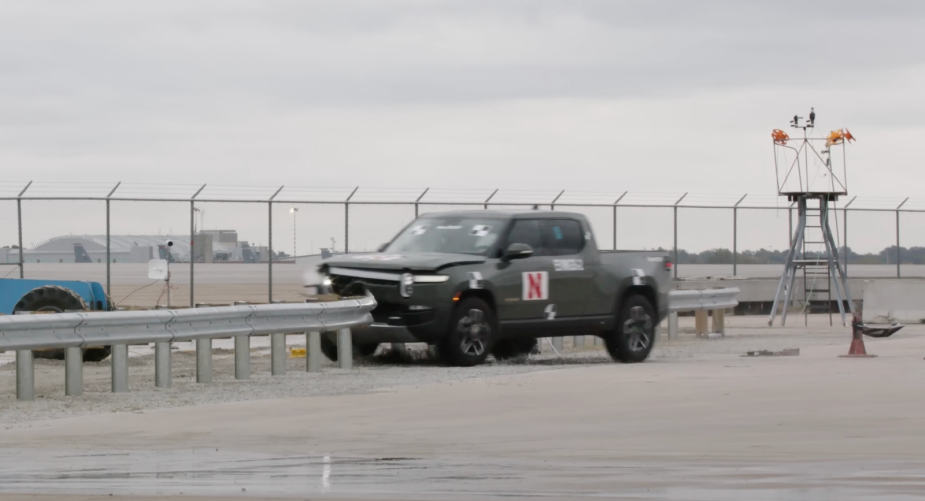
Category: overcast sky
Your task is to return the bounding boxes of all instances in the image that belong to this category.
[1,0,923,203]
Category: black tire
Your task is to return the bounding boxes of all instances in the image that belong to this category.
[604,294,656,363]
[439,297,497,367]
[13,286,111,363]
[491,338,537,361]
[318,334,379,362]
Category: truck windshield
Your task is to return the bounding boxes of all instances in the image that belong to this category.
[385,217,505,255]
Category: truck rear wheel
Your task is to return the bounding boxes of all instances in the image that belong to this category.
[440,297,496,367]
[13,285,112,363]
[605,294,656,363]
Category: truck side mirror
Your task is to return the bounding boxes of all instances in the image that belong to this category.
[503,243,533,260]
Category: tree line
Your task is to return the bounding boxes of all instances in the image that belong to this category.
[669,246,925,265]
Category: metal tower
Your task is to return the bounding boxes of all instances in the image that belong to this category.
[768,110,856,326]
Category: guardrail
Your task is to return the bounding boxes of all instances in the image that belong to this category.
[667,288,740,340]
[1,295,376,401]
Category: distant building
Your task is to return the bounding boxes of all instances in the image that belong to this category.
[7,231,270,264]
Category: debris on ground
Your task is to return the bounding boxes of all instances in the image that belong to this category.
[742,348,800,357]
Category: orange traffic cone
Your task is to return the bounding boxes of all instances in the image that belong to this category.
[839,313,877,358]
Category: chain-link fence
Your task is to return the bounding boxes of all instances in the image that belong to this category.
[4,182,925,309]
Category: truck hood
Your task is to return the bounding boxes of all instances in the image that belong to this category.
[321,252,486,272]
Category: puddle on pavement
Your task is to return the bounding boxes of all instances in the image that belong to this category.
[0,448,923,500]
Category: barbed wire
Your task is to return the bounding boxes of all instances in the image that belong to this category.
[0,182,922,211]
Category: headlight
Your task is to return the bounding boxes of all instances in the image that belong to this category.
[400,273,414,298]
[413,275,450,283]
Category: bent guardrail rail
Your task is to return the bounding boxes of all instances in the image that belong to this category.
[667,288,740,340]
[1,295,376,401]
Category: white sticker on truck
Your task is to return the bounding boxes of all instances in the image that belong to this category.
[553,259,584,271]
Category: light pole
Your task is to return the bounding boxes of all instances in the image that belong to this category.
[290,207,298,258]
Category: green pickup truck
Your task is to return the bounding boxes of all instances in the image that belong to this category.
[317,210,672,366]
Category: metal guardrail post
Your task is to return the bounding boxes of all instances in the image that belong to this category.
[712,308,726,335]
[337,328,352,369]
[574,335,585,348]
[235,335,250,380]
[65,347,82,396]
[197,338,212,383]
[307,331,321,372]
[271,333,286,376]
[111,344,129,393]
[668,311,679,340]
[155,341,171,388]
[16,350,34,401]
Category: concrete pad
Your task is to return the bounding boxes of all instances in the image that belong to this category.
[2,331,925,499]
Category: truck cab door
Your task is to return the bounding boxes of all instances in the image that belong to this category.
[493,219,554,323]
[541,218,599,318]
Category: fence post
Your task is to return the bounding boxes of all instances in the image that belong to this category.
[842,197,856,279]
[268,186,284,302]
[896,210,901,278]
[345,187,358,253]
[612,205,617,250]
[844,208,849,278]
[415,188,429,218]
[105,182,120,297]
[733,207,737,276]
[673,193,687,279]
[733,194,746,276]
[16,181,30,279]
[190,184,206,307]
[484,189,498,210]
[613,192,626,251]
[896,198,908,278]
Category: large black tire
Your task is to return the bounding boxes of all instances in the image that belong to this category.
[318,334,379,362]
[13,286,111,363]
[491,338,537,361]
[439,297,497,367]
[604,294,656,363]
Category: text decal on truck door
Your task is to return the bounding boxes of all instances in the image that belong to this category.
[522,272,549,300]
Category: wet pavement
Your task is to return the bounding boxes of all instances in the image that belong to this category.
[0,448,923,500]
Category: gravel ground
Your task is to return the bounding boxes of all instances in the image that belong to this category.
[0,314,880,426]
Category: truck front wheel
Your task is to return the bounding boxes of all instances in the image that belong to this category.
[605,294,656,363]
[440,297,497,367]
